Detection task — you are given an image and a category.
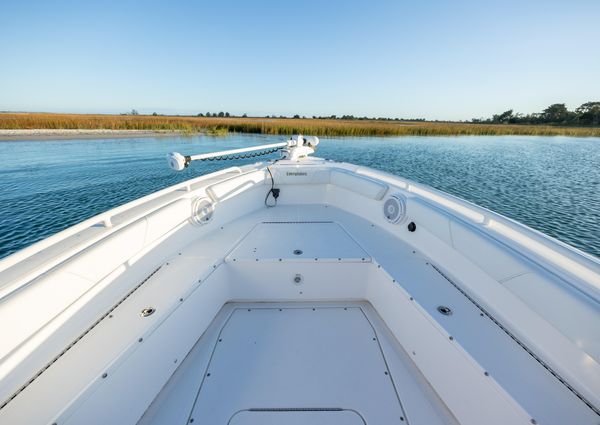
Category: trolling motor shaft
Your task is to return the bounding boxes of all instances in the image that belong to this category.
[167,135,319,171]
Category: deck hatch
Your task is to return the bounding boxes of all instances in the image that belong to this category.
[229,408,366,424]
[187,306,405,424]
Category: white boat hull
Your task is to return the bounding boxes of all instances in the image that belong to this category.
[1,157,599,424]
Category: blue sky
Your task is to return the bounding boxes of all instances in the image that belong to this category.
[1,0,598,120]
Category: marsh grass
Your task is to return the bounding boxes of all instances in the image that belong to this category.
[1,113,599,137]
[206,127,229,136]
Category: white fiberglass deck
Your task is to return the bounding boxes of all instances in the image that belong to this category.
[2,157,600,425]
[139,302,455,425]
[137,207,599,425]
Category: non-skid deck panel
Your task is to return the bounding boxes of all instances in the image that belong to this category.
[139,302,457,425]
[226,222,370,262]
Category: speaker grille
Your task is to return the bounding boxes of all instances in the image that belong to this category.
[383,194,407,223]
[191,198,214,225]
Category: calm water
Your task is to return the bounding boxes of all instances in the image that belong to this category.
[1,134,599,259]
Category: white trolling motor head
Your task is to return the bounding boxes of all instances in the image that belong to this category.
[166,152,191,171]
[281,135,319,160]
[290,135,320,148]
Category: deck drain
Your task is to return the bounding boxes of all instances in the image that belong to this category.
[293,249,303,255]
[140,307,156,317]
[437,306,452,316]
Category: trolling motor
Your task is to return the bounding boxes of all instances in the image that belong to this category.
[280,135,319,161]
[167,135,319,171]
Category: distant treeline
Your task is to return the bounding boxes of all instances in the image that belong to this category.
[473,102,600,126]
[191,112,426,121]
[306,115,425,121]
[196,112,244,118]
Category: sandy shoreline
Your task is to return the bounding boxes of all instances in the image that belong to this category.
[0,129,183,141]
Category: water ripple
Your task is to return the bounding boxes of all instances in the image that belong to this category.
[0,134,599,260]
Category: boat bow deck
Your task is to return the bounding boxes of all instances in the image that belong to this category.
[1,159,600,425]
[139,302,455,425]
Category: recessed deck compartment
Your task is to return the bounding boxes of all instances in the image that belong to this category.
[193,305,403,422]
[139,302,456,425]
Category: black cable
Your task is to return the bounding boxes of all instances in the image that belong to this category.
[198,146,284,162]
[189,145,284,206]
[264,161,280,207]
